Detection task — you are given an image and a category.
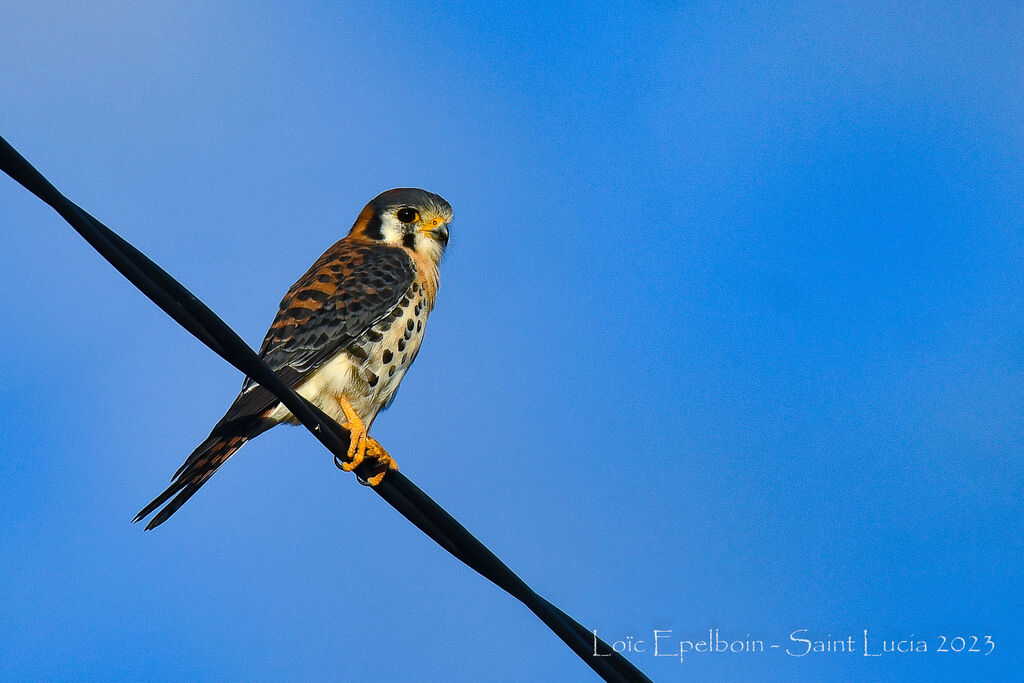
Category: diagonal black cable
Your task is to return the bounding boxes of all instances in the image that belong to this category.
[0,135,652,683]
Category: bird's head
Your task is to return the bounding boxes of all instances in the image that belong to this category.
[350,188,452,264]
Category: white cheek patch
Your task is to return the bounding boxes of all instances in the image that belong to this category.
[379,215,406,245]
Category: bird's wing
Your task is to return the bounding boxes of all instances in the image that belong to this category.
[225,240,416,421]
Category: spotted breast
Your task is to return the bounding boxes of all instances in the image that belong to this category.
[264,260,434,429]
[321,279,431,427]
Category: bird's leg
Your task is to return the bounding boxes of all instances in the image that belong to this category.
[337,395,368,471]
[337,396,399,486]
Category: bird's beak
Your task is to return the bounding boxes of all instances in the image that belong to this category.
[421,221,449,246]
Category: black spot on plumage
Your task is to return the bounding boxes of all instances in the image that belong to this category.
[406,319,415,332]
[388,365,396,377]
[284,307,315,320]
[367,372,379,387]
[316,274,332,283]
[296,289,329,303]
[383,349,393,363]
[402,233,416,249]
[398,338,407,352]
[366,329,383,342]
[348,345,368,360]
[416,320,422,332]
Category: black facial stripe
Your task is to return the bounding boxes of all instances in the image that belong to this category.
[402,233,416,249]
[364,214,384,240]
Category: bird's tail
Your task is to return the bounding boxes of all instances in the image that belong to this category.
[133,416,275,530]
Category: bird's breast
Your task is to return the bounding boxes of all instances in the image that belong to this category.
[283,281,432,428]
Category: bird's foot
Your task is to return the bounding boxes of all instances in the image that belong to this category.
[337,396,399,486]
[359,436,399,486]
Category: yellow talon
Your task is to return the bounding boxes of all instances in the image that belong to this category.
[337,395,399,484]
[362,437,399,486]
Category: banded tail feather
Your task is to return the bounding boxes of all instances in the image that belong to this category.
[134,415,275,530]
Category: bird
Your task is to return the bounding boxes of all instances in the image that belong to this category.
[133,188,452,530]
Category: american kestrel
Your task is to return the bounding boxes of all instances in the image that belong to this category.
[134,188,452,530]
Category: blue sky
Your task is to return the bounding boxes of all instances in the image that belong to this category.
[1,2,1021,681]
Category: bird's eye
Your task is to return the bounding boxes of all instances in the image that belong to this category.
[396,208,419,223]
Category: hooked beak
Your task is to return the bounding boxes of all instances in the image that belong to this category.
[421,220,449,246]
